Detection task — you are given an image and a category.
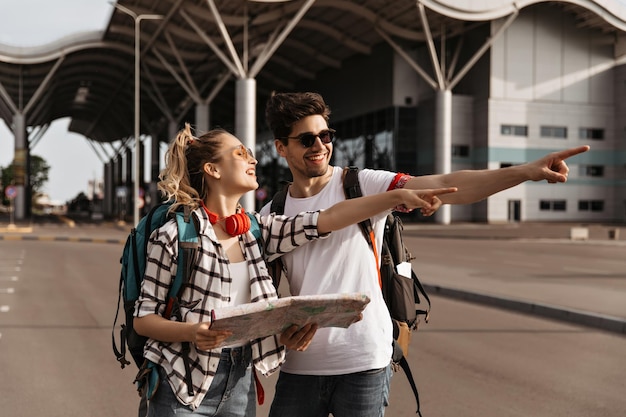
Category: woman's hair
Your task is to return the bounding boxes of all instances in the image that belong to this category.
[158,123,227,212]
[265,91,331,144]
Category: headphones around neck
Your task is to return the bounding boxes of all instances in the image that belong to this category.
[203,203,251,237]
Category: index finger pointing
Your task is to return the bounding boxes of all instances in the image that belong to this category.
[555,145,589,160]
[428,187,458,196]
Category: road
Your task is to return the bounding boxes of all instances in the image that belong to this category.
[0,233,624,417]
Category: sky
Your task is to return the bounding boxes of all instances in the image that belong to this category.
[0,0,117,203]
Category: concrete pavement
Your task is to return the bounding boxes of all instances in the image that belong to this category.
[2,216,625,334]
[403,221,626,334]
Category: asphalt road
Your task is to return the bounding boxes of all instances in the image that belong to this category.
[0,233,624,417]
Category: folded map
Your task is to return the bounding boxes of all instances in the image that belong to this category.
[210,292,371,347]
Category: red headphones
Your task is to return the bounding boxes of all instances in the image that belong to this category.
[221,212,251,236]
[203,203,251,237]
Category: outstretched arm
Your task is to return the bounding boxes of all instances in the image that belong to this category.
[316,187,457,234]
[403,146,589,204]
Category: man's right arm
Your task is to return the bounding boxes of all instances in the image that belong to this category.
[404,145,589,205]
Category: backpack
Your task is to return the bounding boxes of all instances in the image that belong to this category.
[112,202,200,398]
[112,203,263,400]
[269,167,430,416]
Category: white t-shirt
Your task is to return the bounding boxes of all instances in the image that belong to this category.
[260,166,396,375]
[227,261,251,307]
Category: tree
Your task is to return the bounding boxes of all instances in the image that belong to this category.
[29,155,50,194]
[1,154,50,206]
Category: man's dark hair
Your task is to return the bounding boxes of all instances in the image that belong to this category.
[265,92,331,144]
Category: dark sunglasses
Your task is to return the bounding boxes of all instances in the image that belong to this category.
[284,128,336,148]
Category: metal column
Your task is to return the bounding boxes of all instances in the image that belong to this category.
[434,89,452,225]
[235,78,256,211]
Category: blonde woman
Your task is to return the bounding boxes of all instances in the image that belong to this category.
[134,123,456,417]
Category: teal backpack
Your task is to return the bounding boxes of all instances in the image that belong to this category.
[112,202,200,397]
[112,202,262,399]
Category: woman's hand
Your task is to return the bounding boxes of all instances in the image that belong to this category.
[192,322,232,351]
[279,323,318,351]
[393,187,457,215]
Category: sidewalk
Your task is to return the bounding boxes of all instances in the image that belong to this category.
[2,218,625,334]
[403,221,626,335]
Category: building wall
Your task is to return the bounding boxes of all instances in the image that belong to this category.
[614,63,626,222]
[300,44,395,122]
[487,4,619,222]
[285,3,624,224]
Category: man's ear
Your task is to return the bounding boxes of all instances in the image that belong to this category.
[275,139,287,157]
[204,162,220,179]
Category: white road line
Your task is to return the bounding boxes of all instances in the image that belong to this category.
[0,288,15,294]
[501,260,542,268]
[562,266,610,275]
[0,276,18,281]
[0,305,9,313]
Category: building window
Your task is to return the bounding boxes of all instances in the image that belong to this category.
[540,200,567,211]
[578,200,604,212]
[580,165,605,177]
[540,126,567,138]
[501,125,528,136]
[452,145,469,157]
[579,128,604,140]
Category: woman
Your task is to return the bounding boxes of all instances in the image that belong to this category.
[134,123,455,416]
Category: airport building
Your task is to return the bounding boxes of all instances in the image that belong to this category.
[1,1,625,223]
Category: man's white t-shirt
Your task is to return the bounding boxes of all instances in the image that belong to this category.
[260,166,396,375]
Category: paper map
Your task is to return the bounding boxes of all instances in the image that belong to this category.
[210,293,371,347]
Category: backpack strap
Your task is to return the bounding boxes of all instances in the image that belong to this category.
[270,180,291,215]
[247,212,262,244]
[267,182,291,289]
[164,210,200,397]
[343,167,422,416]
[343,167,372,246]
[245,211,269,406]
[343,166,382,288]
[398,355,423,416]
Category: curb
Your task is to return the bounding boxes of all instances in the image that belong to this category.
[0,234,125,244]
[423,284,626,335]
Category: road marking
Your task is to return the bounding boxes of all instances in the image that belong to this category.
[0,276,18,281]
[0,305,9,312]
[0,288,15,294]
[502,260,542,268]
[562,266,610,275]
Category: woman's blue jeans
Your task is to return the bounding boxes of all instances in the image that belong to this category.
[148,346,255,417]
[269,363,392,417]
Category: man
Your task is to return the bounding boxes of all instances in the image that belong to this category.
[260,91,589,417]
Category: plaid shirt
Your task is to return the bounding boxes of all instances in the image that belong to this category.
[135,206,325,409]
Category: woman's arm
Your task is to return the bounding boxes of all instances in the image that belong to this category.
[134,224,232,351]
[134,315,231,351]
[316,187,456,234]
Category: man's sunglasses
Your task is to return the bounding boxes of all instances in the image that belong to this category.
[283,128,336,148]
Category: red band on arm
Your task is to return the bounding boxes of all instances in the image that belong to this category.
[387,173,414,213]
[387,173,412,191]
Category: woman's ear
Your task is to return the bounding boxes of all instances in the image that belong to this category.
[204,162,221,179]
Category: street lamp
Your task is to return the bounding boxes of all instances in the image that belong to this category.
[112,3,163,226]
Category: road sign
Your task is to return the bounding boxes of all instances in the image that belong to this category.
[4,185,17,200]
[255,188,267,201]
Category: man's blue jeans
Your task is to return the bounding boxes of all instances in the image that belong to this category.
[147,346,255,417]
[269,364,392,417]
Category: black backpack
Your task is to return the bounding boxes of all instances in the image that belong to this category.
[269,167,430,416]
